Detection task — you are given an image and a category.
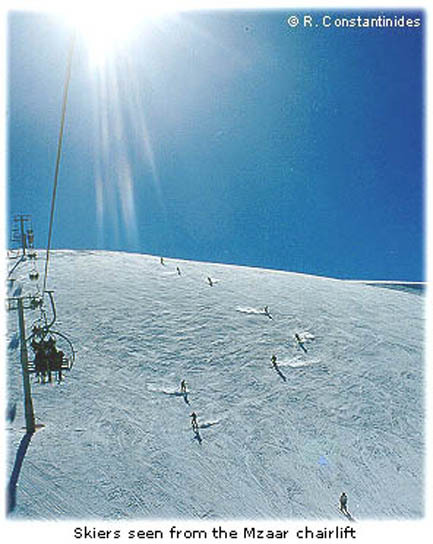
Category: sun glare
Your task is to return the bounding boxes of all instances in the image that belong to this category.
[67,2,186,67]
[72,7,142,67]
[55,1,203,246]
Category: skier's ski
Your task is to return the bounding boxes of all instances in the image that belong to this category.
[337,507,356,522]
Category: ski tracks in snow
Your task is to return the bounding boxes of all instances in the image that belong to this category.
[6,251,424,519]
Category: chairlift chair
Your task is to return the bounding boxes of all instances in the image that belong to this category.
[27,304,76,382]
[27,229,35,248]
[29,270,39,281]
[27,329,75,381]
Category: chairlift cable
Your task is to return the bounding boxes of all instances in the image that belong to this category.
[42,31,76,295]
[7,254,26,279]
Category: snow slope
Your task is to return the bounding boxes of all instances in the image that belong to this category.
[6,250,424,520]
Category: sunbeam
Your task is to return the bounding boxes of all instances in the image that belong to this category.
[91,57,140,248]
[68,4,247,251]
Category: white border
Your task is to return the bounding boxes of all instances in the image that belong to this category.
[1,1,430,543]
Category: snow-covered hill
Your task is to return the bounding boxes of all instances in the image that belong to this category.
[6,250,424,520]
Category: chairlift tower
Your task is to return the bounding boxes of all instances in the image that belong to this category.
[8,214,38,433]
[10,214,34,257]
[8,296,37,434]
[8,215,37,281]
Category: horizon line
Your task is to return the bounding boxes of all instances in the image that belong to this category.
[7,246,426,285]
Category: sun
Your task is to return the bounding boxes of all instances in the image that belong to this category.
[70,6,146,67]
[78,11,137,67]
[65,1,185,68]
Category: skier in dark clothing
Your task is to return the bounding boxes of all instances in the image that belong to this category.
[264,306,272,319]
[271,354,278,369]
[180,380,187,393]
[207,277,213,287]
[176,267,181,276]
[339,492,348,515]
[295,333,307,353]
[190,412,198,431]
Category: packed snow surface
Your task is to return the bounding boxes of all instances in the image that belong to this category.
[6,250,424,520]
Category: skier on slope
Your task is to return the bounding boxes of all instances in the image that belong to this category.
[339,492,349,515]
[176,266,181,276]
[264,306,272,319]
[207,277,213,287]
[271,354,278,368]
[190,412,198,431]
[160,257,165,265]
[295,333,307,353]
[180,380,187,393]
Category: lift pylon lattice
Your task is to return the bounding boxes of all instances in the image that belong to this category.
[10,214,34,256]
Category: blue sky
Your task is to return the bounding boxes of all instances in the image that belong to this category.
[7,9,424,280]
